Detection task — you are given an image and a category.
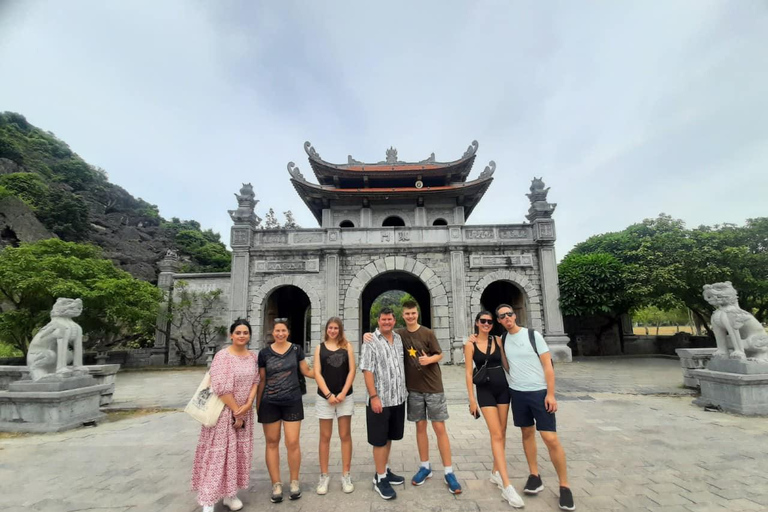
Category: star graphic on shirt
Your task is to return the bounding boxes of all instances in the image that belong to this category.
[407,346,417,358]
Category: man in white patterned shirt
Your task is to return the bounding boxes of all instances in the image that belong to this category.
[360,307,407,500]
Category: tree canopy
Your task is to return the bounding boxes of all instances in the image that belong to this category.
[0,239,162,354]
[559,214,768,330]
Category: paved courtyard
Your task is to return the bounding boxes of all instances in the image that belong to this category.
[2,357,768,511]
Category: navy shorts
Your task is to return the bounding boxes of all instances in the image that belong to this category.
[510,389,556,432]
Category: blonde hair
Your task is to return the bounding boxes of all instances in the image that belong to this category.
[323,317,349,349]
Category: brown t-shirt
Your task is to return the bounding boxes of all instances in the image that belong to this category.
[397,326,444,394]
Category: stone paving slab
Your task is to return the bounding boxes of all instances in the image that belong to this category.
[3,380,768,511]
[109,356,691,410]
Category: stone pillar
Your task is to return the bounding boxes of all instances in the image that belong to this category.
[527,178,572,362]
[537,243,572,362]
[322,208,332,227]
[229,247,251,322]
[360,207,372,228]
[325,252,340,319]
[414,206,427,226]
[449,249,468,364]
[227,184,259,341]
[151,250,181,365]
[453,206,465,225]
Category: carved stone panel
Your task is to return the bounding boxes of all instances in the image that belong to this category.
[254,259,320,273]
[293,232,324,244]
[261,232,288,245]
[231,228,251,247]
[465,228,495,240]
[469,254,534,268]
[535,221,555,240]
[450,227,461,240]
[397,231,411,242]
[499,228,530,239]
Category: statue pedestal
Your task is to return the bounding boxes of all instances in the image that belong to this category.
[691,359,768,416]
[675,348,717,389]
[0,381,110,433]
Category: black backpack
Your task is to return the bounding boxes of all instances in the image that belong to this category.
[502,328,554,370]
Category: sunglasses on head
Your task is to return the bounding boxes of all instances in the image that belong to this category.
[478,318,493,325]
[497,312,515,319]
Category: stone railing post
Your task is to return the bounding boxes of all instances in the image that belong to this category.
[151,250,181,365]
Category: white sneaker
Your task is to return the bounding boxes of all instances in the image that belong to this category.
[223,495,243,511]
[317,473,330,495]
[341,473,354,493]
[490,471,504,489]
[202,506,214,512]
[502,484,525,508]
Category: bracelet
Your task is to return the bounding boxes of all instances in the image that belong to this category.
[324,392,332,399]
[370,394,378,400]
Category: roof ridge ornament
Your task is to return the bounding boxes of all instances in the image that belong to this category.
[287,162,306,181]
[304,141,320,159]
[418,153,436,164]
[386,147,398,164]
[479,160,496,179]
[463,140,479,159]
[347,155,364,165]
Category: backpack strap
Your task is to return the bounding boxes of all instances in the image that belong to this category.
[528,328,539,357]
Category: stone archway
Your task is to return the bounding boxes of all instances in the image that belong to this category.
[470,270,542,332]
[343,256,449,350]
[250,276,322,350]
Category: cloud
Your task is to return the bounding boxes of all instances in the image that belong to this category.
[1,0,766,260]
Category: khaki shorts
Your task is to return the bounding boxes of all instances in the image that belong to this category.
[407,391,449,422]
[315,395,355,419]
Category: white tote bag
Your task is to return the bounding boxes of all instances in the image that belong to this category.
[184,372,226,427]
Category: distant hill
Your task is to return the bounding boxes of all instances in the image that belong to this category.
[0,112,230,282]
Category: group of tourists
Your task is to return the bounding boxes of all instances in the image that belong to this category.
[188,301,575,511]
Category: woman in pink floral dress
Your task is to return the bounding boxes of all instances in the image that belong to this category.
[191,319,259,512]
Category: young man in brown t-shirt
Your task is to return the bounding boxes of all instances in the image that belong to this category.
[364,300,460,494]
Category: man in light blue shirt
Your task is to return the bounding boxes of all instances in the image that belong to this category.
[497,304,575,511]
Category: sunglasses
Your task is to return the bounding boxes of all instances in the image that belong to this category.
[478,318,493,325]
[497,312,515,319]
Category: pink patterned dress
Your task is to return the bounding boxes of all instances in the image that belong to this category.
[191,349,259,506]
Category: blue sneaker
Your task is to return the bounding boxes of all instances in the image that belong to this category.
[372,474,397,500]
[412,466,433,486]
[386,469,405,486]
[444,472,462,494]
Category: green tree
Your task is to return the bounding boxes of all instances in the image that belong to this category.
[565,214,768,334]
[0,239,162,354]
[0,172,48,207]
[160,281,227,365]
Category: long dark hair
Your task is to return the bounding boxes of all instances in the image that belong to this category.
[229,318,252,335]
[473,310,493,335]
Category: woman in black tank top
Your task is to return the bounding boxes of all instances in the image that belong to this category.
[313,317,356,494]
[464,310,522,504]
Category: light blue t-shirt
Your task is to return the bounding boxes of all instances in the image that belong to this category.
[503,328,549,392]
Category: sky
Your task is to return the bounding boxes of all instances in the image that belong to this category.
[1,0,767,259]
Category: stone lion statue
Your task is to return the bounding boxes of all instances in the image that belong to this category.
[703,282,768,362]
[27,298,89,381]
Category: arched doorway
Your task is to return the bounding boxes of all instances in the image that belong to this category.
[480,280,527,337]
[361,271,431,337]
[263,285,311,352]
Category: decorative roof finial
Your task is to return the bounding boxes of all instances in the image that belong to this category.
[479,160,496,179]
[304,141,321,159]
[526,177,556,221]
[287,162,305,181]
[228,182,260,225]
[386,147,398,164]
[462,140,479,158]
